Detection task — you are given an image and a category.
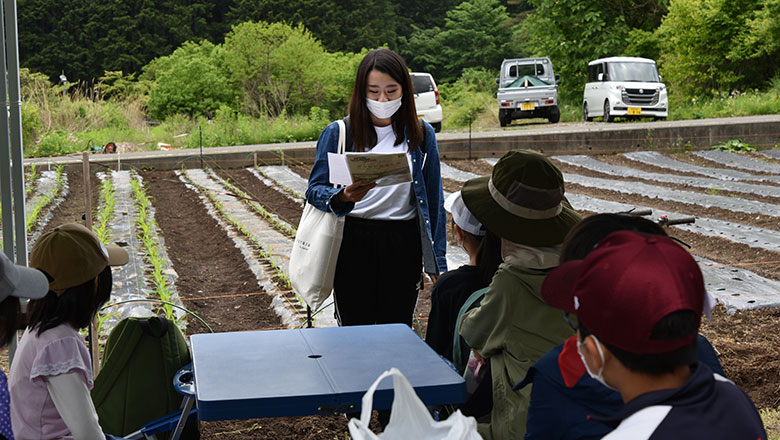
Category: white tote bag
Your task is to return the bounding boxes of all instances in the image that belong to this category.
[289,120,346,312]
[348,368,483,440]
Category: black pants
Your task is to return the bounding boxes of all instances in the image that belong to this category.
[334,216,422,327]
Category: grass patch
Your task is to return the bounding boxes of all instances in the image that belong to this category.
[25,164,38,197]
[669,86,780,121]
[761,407,780,440]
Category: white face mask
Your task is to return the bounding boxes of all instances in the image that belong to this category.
[366,97,402,120]
[577,334,619,391]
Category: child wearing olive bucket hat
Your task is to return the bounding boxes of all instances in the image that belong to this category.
[458,150,582,440]
[9,223,128,440]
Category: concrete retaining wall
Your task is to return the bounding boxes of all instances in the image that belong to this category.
[25,115,780,171]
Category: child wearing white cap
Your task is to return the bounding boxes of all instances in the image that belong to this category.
[425,192,501,361]
[9,223,128,440]
[0,251,50,440]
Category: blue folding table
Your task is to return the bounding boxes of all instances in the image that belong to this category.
[189,323,466,421]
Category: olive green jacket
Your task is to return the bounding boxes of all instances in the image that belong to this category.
[459,262,573,440]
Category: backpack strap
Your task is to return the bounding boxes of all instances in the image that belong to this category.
[139,316,169,337]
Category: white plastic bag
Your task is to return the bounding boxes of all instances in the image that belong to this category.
[289,120,346,311]
[348,368,483,440]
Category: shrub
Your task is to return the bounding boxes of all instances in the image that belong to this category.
[28,131,81,157]
[223,21,331,118]
[145,40,238,120]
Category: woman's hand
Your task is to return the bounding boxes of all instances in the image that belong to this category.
[337,180,376,203]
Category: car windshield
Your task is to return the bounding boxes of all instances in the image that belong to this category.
[509,63,545,78]
[507,75,552,87]
[607,62,660,82]
[411,76,434,93]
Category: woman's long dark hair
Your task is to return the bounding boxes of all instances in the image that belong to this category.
[475,230,503,285]
[27,266,113,335]
[348,48,423,152]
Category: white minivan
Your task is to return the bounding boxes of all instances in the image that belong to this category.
[583,57,668,122]
[410,72,442,132]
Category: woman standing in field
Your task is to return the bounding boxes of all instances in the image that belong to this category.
[305,48,447,327]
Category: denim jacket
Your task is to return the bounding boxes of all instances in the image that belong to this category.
[305,119,447,274]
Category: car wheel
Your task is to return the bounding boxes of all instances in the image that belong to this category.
[432,122,442,132]
[548,106,560,123]
[499,110,510,127]
[583,103,593,122]
[603,100,613,122]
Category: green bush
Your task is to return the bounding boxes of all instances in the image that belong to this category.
[712,139,756,152]
[21,102,42,149]
[223,22,331,118]
[28,131,81,157]
[145,40,238,120]
[439,68,498,129]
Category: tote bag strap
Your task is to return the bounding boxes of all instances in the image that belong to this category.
[334,119,347,190]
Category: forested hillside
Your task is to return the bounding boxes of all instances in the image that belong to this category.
[15,0,780,156]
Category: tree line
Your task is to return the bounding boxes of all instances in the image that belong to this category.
[18,0,780,120]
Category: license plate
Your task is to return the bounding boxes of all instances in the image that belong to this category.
[628,107,642,115]
[521,103,535,111]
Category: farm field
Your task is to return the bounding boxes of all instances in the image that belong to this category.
[4,147,780,439]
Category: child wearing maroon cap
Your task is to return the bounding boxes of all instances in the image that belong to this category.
[541,230,766,439]
[515,213,725,440]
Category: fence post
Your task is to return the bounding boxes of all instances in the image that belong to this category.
[82,152,101,373]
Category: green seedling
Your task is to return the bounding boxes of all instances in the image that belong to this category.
[94,174,116,244]
[25,165,65,232]
[130,175,177,320]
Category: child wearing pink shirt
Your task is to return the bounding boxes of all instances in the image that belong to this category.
[9,223,127,440]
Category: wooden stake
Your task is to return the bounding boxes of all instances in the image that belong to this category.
[253,152,257,168]
[82,153,101,373]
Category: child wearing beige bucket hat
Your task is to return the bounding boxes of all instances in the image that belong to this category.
[9,223,128,440]
[457,150,582,440]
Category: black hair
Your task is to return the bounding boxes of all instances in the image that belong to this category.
[475,230,502,285]
[579,310,700,375]
[0,297,20,346]
[27,265,112,335]
[348,48,422,152]
[560,213,666,263]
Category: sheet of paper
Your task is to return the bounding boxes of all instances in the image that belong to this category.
[328,152,413,187]
[327,152,353,185]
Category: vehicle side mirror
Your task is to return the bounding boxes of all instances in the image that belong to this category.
[555,75,561,84]
[659,74,663,81]
[495,78,500,86]
[597,73,604,81]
